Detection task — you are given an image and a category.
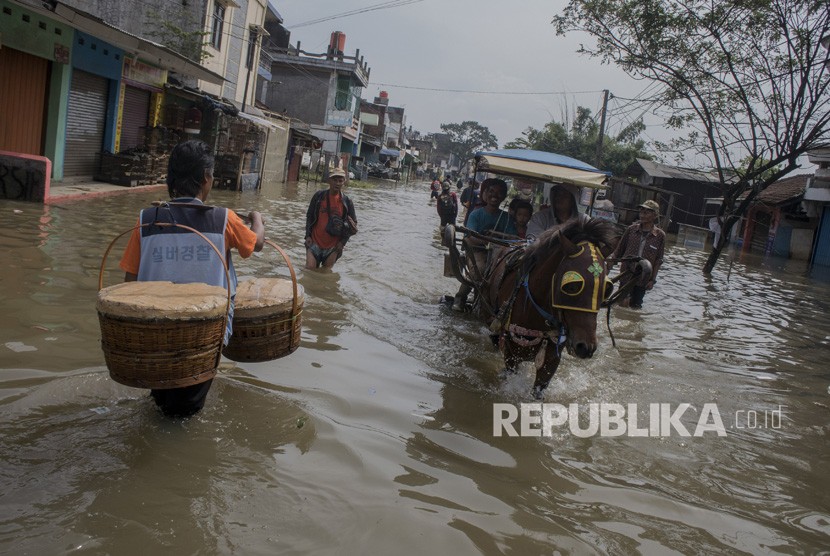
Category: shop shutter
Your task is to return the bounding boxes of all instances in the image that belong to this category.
[64,70,108,177]
[119,86,150,151]
[0,47,48,155]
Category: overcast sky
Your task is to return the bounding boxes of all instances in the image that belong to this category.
[275,0,663,151]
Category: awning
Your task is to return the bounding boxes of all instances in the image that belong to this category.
[37,1,226,85]
[380,148,400,157]
[291,128,321,143]
[237,111,278,130]
[361,135,381,147]
[476,149,610,189]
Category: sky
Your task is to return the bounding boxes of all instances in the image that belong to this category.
[274,0,664,152]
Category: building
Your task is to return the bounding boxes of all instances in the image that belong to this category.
[622,158,727,233]
[0,0,286,197]
[358,91,406,166]
[259,29,370,166]
[739,174,812,258]
[803,35,830,266]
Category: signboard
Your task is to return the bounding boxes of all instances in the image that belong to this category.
[327,110,355,127]
[359,113,379,126]
[123,57,167,88]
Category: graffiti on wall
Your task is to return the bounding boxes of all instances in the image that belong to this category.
[0,152,50,202]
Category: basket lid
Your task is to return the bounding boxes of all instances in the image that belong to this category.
[234,277,304,317]
[97,281,228,319]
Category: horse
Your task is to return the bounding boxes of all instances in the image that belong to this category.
[479,219,619,399]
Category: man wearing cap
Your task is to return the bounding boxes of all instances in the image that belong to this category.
[609,199,665,309]
[526,183,589,241]
[436,181,459,229]
[304,168,358,269]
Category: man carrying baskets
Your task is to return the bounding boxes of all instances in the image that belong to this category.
[118,140,265,417]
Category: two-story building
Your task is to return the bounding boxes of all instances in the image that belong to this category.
[803,35,830,267]
[358,91,407,166]
[259,30,370,167]
[1,0,284,198]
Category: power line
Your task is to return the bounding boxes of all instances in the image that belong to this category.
[372,83,606,95]
[289,0,425,29]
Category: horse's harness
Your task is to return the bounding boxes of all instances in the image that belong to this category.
[468,233,648,360]
[481,242,570,361]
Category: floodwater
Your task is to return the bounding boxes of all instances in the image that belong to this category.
[1,178,829,555]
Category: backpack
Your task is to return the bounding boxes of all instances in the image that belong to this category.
[438,193,455,214]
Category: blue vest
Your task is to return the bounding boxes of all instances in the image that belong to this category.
[137,198,237,342]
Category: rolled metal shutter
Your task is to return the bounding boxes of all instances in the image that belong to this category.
[65,70,108,177]
[119,86,150,151]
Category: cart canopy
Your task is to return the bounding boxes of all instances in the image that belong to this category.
[475,149,610,189]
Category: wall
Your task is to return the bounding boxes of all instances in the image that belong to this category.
[262,120,289,184]
[267,65,330,125]
[221,0,245,100]
[60,0,205,56]
[0,151,51,202]
[790,228,814,260]
[655,178,722,233]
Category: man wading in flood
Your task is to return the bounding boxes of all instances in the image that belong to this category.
[608,199,665,309]
[304,168,358,270]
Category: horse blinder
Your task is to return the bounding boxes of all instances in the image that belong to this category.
[551,242,608,313]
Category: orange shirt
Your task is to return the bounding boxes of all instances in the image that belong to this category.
[119,209,256,275]
[311,192,344,250]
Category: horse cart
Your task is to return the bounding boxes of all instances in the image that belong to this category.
[443,149,651,398]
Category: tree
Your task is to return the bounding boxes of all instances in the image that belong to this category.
[439,121,499,170]
[504,105,651,177]
[144,9,211,62]
[554,0,830,273]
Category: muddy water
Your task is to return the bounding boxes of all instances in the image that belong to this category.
[1,180,828,554]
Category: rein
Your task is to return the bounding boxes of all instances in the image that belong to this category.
[457,225,519,248]
[488,250,569,360]
[601,256,651,348]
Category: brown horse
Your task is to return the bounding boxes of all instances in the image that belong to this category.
[481,219,618,398]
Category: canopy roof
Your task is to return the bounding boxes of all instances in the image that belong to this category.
[475,149,610,189]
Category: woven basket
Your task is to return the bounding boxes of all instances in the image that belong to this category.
[222,240,303,362]
[97,223,231,389]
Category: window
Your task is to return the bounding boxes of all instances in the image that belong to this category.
[210,2,225,50]
[334,75,351,110]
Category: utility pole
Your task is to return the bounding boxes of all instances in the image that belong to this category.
[595,89,610,168]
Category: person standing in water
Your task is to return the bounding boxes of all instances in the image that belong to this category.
[119,140,265,417]
[304,168,358,270]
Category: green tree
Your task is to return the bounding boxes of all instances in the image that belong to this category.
[144,9,211,62]
[504,105,650,177]
[554,0,830,273]
[440,121,499,169]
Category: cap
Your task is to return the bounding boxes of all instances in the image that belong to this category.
[638,199,660,212]
[442,182,450,191]
[329,168,346,178]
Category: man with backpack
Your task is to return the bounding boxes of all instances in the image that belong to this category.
[436,181,459,229]
[304,168,358,269]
